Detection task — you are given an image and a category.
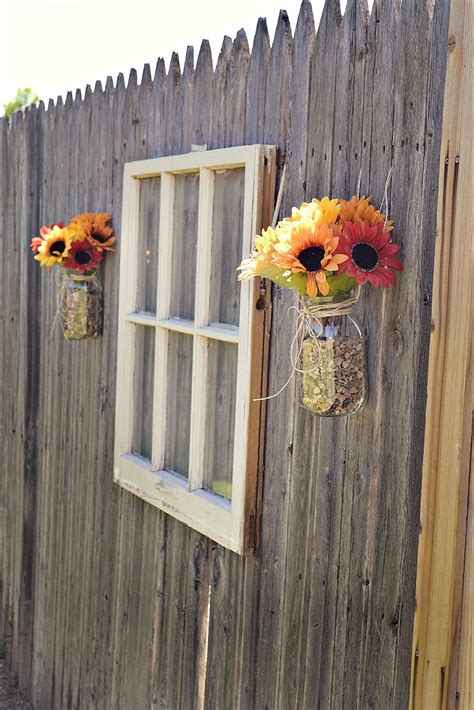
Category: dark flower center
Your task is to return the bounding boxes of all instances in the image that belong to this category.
[92,230,108,243]
[298,245,326,272]
[75,250,92,265]
[351,242,379,272]
[50,240,66,256]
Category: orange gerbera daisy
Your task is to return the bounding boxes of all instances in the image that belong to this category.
[70,212,116,251]
[339,196,394,232]
[273,221,348,297]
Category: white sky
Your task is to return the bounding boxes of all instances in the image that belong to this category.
[0,0,327,113]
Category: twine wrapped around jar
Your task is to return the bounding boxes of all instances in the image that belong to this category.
[299,288,366,416]
[57,270,103,340]
[255,287,367,417]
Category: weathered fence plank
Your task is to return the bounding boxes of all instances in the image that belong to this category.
[0,2,452,709]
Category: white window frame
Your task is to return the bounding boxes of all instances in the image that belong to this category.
[114,145,276,554]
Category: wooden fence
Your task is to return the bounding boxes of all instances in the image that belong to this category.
[0,1,452,708]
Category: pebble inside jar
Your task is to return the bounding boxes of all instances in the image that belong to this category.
[301,312,366,416]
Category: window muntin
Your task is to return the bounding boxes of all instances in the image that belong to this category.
[114,145,276,553]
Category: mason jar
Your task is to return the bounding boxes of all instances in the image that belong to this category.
[299,296,366,416]
[61,270,102,340]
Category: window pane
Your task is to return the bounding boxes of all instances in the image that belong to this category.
[164,332,193,478]
[131,325,155,461]
[203,340,238,500]
[137,177,160,314]
[169,172,199,320]
[209,168,245,327]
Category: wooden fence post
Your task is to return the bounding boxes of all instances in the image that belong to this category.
[410,0,473,707]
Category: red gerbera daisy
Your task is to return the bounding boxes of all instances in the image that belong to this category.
[62,239,103,273]
[336,221,403,288]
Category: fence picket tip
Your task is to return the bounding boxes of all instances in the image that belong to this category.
[168,51,181,78]
[105,76,114,92]
[272,9,293,47]
[153,58,166,85]
[184,46,194,72]
[141,63,152,86]
[73,88,82,105]
[127,68,138,89]
[197,39,213,70]
[295,0,316,34]
[218,35,233,61]
[65,91,73,107]
[252,16,270,52]
[234,27,250,53]
[320,0,342,26]
[84,84,92,99]
[116,73,126,92]
[93,80,103,94]
[47,97,55,112]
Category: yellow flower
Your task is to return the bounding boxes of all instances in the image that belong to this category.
[279,197,341,229]
[338,196,394,231]
[272,220,347,298]
[34,225,72,269]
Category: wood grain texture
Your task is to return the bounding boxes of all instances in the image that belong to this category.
[410,0,473,707]
[0,1,452,708]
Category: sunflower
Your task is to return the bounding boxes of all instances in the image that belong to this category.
[62,239,104,273]
[272,220,348,297]
[34,225,72,269]
[338,196,394,232]
[337,221,403,287]
[279,196,341,229]
[70,212,116,251]
[30,222,64,253]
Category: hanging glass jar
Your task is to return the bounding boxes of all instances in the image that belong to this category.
[60,270,102,340]
[299,292,366,416]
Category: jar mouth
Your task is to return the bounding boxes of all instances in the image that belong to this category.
[302,287,359,307]
[66,268,98,280]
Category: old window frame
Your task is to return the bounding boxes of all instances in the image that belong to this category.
[114,145,276,554]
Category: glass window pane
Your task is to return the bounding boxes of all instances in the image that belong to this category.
[203,340,238,500]
[169,172,199,320]
[209,168,245,327]
[164,332,193,478]
[131,325,155,461]
[137,177,160,314]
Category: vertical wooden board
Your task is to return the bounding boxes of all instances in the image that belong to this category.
[0,115,7,647]
[263,2,331,708]
[55,86,96,710]
[0,112,15,663]
[237,11,293,710]
[318,7,371,708]
[201,26,256,710]
[143,47,213,710]
[411,0,472,707]
[192,41,213,147]
[30,99,66,710]
[358,1,449,708]
[75,77,120,710]
[210,37,232,148]
[3,108,25,674]
[50,92,81,710]
[110,67,159,710]
[245,18,270,144]
[305,0,341,197]
[303,3,402,709]
[83,77,121,707]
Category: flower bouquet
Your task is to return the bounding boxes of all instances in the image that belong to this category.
[238,196,402,416]
[30,213,116,340]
